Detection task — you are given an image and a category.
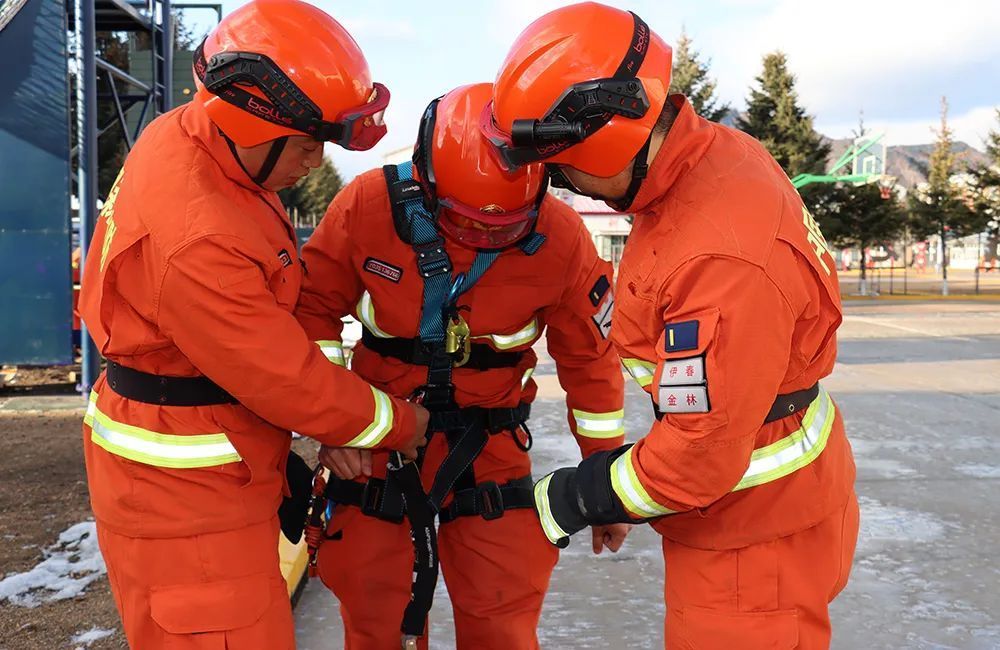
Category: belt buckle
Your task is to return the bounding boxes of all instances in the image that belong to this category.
[360,480,383,518]
[477,481,504,521]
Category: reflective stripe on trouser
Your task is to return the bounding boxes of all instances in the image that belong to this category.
[622,358,656,388]
[611,387,837,518]
[572,408,625,439]
[520,366,535,389]
[84,391,241,469]
[315,340,345,367]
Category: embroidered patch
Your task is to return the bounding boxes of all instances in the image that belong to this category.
[363,257,403,283]
[277,249,293,268]
[664,320,699,353]
[657,385,709,414]
[589,275,611,307]
[660,356,705,386]
[591,292,614,339]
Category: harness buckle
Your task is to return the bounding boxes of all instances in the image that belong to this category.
[360,479,384,518]
[415,239,451,278]
[477,481,505,521]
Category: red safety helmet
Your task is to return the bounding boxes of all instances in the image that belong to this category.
[193,0,388,150]
[483,2,671,183]
[413,83,548,250]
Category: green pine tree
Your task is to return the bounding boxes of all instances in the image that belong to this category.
[970,109,1000,268]
[736,52,830,177]
[669,29,729,122]
[907,97,985,293]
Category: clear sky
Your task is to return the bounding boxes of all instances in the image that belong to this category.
[193,0,1000,181]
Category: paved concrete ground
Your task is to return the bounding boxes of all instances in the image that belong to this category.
[295,301,1000,649]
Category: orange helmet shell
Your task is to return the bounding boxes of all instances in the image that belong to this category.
[194,0,376,147]
[429,83,546,214]
[492,2,672,177]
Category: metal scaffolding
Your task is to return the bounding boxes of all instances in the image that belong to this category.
[70,0,173,392]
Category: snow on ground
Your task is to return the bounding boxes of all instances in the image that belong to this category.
[70,627,116,647]
[0,521,106,607]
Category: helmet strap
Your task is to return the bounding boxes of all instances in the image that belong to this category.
[610,133,652,212]
[253,136,289,186]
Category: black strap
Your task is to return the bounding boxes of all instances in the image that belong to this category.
[438,476,535,524]
[361,328,524,370]
[764,383,820,423]
[387,453,438,641]
[253,136,288,186]
[104,361,237,406]
[325,476,406,524]
[612,133,652,211]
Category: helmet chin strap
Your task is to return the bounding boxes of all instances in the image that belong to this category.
[608,133,651,212]
[253,136,289,186]
[220,131,290,188]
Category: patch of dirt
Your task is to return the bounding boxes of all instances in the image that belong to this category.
[0,410,125,649]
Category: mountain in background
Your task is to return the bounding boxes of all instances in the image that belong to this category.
[825,138,990,188]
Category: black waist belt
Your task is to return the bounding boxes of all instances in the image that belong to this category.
[327,474,534,525]
[361,328,524,370]
[428,403,531,434]
[764,383,820,423]
[105,361,237,406]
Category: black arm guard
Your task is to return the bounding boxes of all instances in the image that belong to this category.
[573,444,641,525]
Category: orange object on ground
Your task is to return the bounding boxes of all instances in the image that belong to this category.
[295,84,624,648]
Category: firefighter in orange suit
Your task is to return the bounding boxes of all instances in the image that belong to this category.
[76,2,427,648]
[295,82,628,649]
[485,4,859,648]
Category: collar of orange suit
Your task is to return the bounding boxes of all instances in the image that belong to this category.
[180,100,267,193]
[624,94,716,216]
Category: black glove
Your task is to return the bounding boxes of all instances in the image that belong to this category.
[533,444,637,548]
[278,450,315,543]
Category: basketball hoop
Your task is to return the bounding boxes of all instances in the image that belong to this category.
[877,175,896,200]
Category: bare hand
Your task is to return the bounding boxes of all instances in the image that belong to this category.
[318,445,372,480]
[591,523,632,555]
[399,403,430,459]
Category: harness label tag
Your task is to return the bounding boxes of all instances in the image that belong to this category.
[364,257,403,283]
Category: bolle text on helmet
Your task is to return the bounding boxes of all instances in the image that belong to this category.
[246,95,292,125]
[633,22,649,54]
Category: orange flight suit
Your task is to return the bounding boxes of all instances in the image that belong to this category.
[609,96,858,649]
[77,101,417,649]
[295,168,625,649]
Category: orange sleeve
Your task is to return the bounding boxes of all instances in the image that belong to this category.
[544,223,625,458]
[156,233,414,451]
[609,255,795,518]
[294,177,367,367]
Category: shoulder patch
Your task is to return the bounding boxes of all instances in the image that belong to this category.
[664,320,699,353]
[364,257,403,283]
[589,275,611,307]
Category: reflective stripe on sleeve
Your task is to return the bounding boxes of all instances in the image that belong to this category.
[622,358,656,388]
[572,408,625,439]
[345,386,395,448]
[534,474,569,544]
[84,392,242,469]
[315,340,345,367]
[610,446,675,518]
[520,366,535,389]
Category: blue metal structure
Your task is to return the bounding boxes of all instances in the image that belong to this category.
[0,0,73,365]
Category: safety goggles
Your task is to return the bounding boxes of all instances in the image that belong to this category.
[480,12,651,172]
[436,201,539,250]
[194,40,389,151]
